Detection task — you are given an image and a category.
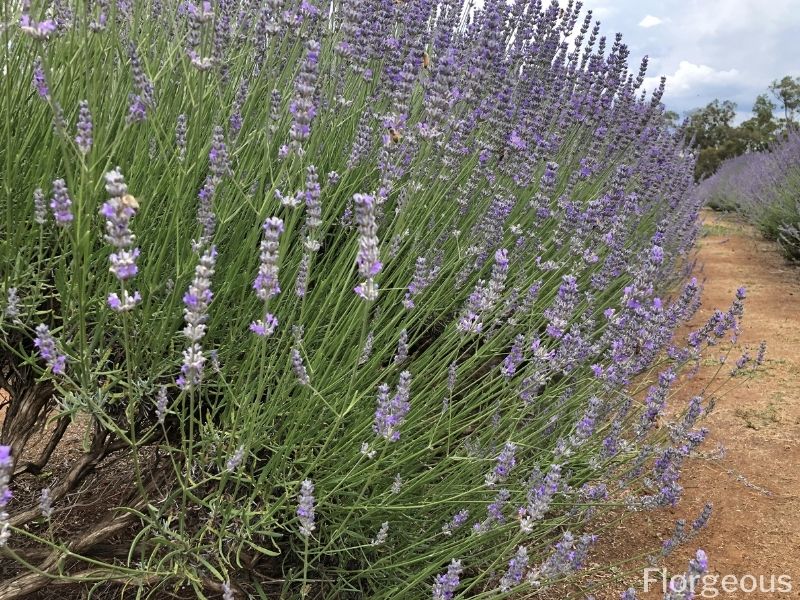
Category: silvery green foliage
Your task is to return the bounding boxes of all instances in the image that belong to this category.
[0,1,753,598]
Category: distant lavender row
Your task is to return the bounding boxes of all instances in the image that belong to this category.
[695,130,800,260]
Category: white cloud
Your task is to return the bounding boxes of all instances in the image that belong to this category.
[645,61,740,97]
[638,15,663,28]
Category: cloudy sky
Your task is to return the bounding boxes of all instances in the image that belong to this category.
[583,0,800,122]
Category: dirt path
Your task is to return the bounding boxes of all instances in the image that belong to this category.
[598,211,800,598]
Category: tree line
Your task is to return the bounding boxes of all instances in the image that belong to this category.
[673,75,800,180]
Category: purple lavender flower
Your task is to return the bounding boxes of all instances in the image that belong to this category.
[508,131,527,151]
[393,329,408,365]
[49,179,73,226]
[404,256,439,309]
[359,331,375,365]
[178,247,217,390]
[692,502,713,532]
[520,464,561,529]
[373,371,412,442]
[226,445,245,472]
[297,479,316,536]
[540,161,559,193]
[250,313,278,337]
[33,188,47,224]
[295,253,310,298]
[447,362,457,394]
[305,165,322,232]
[75,100,93,155]
[269,88,282,133]
[371,521,389,546]
[755,340,767,366]
[32,57,49,98]
[230,78,249,138]
[253,217,284,301]
[197,176,217,243]
[155,385,168,424]
[0,445,11,547]
[289,39,320,152]
[176,114,187,162]
[432,559,463,600]
[499,546,528,592]
[571,397,601,446]
[291,348,310,386]
[127,94,148,124]
[486,442,517,486]
[620,589,638,600]
[222,582,234,600]
[539,532,596,579]
[664,550,709,600]
[457,249,509,334]
[441,509,469,536]
[501,335,525,378]
[107,290,142,312]
[474,488,511,534]
[209,125,230,181]
[33,324,67,374]
[650,244,664,265]
[126,45,154,123]
[353,194,381,301]
[89,0,108,31]
[39,487,53,518]
[51,101,67,134]
[108,248,141,281]
[4,288,19,320]
[19,6,57,40]
[101,168,141,290]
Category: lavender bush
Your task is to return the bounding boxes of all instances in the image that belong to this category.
[696,130,800,260]
[0,1,749,598]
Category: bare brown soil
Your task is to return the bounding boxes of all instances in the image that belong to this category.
[594,211,800,598]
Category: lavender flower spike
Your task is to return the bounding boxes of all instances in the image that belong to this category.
[209,125,230,181]
[371,521,389,546]
[19,10,57,39]
[249,310,277,337]
[39,487,53,518]
[442,509,469,536]
[107,290,142,312]
[289,39,320,152]
[33,188,47,224]
[175,114,187,162]
[155,386,168,424]
[178,246,217,389]
[297,479,316,536]
[50,178,73,226]
[373,371,412,442]
[253,217,284,301]
[432,559,463,600]
[486,441,517,486]
[33,324,67,374]
[101,169,139,264]
[75,100,93,155]
[0,445,12,547]
[32,57,49,99]
[4,288,19,320]
[353,193,381,301]
[499,546,529,592]
[291,348,310,386]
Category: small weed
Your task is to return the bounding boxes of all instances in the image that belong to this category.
[734,402,782,429]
